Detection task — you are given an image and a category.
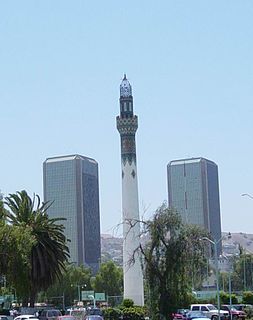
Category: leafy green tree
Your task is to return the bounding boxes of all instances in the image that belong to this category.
[230,252,253,291]
[219,291,238,304]
[5,190,69,306]
[1,193,34,302]
[44,264,92,306]
[0,196,7,219]
[136,204,208,320]
[0,221,34,301]
[92,261,123,297]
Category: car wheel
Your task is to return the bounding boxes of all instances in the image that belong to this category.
[211,316,218,320]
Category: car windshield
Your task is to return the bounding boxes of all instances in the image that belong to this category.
[87,310,102,316]
[207,306,216,311]
[71,311,84,317]
[230,308,238,311]
[232,306,242,311]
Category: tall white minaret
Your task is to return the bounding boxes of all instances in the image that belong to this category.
[116,74,144,306]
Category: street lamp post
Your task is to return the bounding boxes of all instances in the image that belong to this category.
[243,255,247,292]
[241,248,253,292]
[222,255,232,320]
[78,285,81,302]
[88,295,96,308]
[228,271,232,320]
[201,237,222,320]
[71,284,87,302]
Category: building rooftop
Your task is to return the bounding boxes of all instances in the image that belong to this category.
[168,157,217,166]
[44,154,97,164]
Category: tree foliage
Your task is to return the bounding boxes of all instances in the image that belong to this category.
[4,190,69,306]
[0,197,8,220]
[0,221,34,298]
[103,305,146,320]
[122,298,134,308]
[136,204,209,320]
[121,306,146,320]
[44,264,92,306]
[219,291,238,304]
[92,261,123,297]
[242,291,253,304]
[231,252,253,291]
[103,307,122,320]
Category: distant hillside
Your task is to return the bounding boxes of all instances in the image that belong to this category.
[101,234,123,266]
[101,232,253,267]
[222,232,253,254]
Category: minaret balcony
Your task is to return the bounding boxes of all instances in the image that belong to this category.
[116,115,138,135]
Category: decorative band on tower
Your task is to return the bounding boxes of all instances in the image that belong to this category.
[116,116,138,166]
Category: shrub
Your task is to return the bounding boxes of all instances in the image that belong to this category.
[242,291,253,305]
[122,299,134,308]
[122,306,145,320]
[103,306,146,320]
[103,307,122,320]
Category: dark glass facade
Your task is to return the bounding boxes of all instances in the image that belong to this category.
[167,157,222,255]
[43,155,101,273]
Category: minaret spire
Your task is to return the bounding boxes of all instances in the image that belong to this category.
[116,75,144,306]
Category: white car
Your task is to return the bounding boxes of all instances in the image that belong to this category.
[14,315,39,320]
[190,305,229,320]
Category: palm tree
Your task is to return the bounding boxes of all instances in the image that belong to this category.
[5,190,69,306]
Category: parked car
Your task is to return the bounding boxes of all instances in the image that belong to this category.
[232,305,253,318]
[85,316,103,320]
[221,305,246,319]
[0,316,8,320]
[173,309,189,320]
[186,311,209,320]
[86,309,102,317]
[233,305,253,312]
[66,310,86,320]
[190,304,229,320]
[14,315,39,320]
[57,316,75,320]
[39,310,62,320]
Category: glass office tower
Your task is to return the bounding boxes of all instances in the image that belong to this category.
[43,154,101,273]
[167,157,222,254]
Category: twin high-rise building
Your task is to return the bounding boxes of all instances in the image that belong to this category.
[167,157,222,254]
[43,155,101,273]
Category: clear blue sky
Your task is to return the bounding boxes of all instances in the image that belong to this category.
[1,1,253,234]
